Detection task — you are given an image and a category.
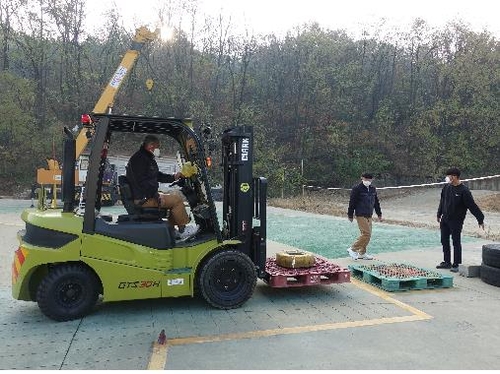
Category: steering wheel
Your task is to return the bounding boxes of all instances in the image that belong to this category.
[170,177,199,207]
[169,177,187,188]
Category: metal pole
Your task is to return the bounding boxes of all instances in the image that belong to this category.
[301,159,304,197]
[281,168,285,199]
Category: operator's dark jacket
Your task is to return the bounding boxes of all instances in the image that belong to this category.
[437,183,484,224]
[347,183,382,219]
[126,146,175,200]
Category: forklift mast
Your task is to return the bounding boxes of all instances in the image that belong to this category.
[221,126,267,277]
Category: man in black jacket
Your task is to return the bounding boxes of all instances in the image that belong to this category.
[436,167,484,272]
[347,173,383,260]
[126,135,199,240]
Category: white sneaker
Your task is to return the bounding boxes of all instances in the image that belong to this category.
[347,247,358,260]
[177,224,200,240]
[358,253,374,260]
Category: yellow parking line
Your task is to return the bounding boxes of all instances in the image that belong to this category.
[350,278,433,319]
[167,314,426,347]
[147,342,168,370]
[147,277,432,369]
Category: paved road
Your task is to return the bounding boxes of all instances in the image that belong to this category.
[1,204,500,370]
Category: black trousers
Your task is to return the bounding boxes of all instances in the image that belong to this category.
[440,219,464,265]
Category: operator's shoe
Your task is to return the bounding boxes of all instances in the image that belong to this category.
[450,264,459,273]
[436,261,452,269]
[347,247,358,260]
[358,253,374,260]
[177,224,200,240]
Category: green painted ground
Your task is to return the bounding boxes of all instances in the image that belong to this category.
[265,209,479,259]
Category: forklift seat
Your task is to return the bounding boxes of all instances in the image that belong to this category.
[117,175,168,221]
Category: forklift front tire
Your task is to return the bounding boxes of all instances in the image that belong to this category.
[36,263,100,322]
[198,250,257,309]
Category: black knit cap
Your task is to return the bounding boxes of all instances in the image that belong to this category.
[445,167,461,177]
[361,172,373,179]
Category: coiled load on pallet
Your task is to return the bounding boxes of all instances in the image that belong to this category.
[275,250,316,268]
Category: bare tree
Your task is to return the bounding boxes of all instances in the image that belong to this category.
[0,0,25,70]
[13,0,56,124]
[45,0,86,121]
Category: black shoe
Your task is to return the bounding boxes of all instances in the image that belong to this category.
[450,264,459,273]
[436,262,452,269]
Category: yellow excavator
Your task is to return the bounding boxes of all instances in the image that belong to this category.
[36,26,159,207]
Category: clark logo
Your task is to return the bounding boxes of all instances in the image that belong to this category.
[240,183,250,193]
[241,138,250,161]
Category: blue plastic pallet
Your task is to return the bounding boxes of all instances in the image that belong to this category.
[348,263,453,292]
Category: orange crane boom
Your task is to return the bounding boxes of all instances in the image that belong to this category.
[37,26,158,187]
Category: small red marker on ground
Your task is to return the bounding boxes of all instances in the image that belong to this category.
[157,329,167,345]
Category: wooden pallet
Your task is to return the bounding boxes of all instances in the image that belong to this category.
[349,263,453,292]
[264,255,351,288]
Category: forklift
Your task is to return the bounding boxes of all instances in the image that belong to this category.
[12,114,267,321]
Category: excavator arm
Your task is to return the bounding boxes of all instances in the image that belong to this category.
[92,26,158,114]
[37,26,158,187]
[75,26,158,158]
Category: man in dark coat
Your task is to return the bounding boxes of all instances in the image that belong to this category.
[126,134,199,239]
[347,172,383,260]
[437,167,484,272]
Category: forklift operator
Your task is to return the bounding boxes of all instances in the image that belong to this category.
[126,135,199,240]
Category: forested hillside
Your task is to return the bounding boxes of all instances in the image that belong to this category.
[0,0,498,197]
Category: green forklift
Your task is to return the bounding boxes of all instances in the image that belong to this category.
[12,114,267,321]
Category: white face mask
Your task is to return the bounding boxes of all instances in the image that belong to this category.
[362,180,371,187]
[153,148,160,157]
[445,176,451,183]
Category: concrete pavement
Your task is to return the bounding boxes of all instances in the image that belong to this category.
[162,240,500,370]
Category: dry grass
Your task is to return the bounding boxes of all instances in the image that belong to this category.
[269,189,500,215]
[268,188,435,216]
[269,194,347,216]
[476,193,500,212]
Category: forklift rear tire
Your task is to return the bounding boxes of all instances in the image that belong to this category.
[198,250,257,309]
[276,250,316,268]
[36,263,100,322]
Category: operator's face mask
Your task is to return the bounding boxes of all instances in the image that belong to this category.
[153,148,161,157]
[445,175,457,184]
[362,180,372,187]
